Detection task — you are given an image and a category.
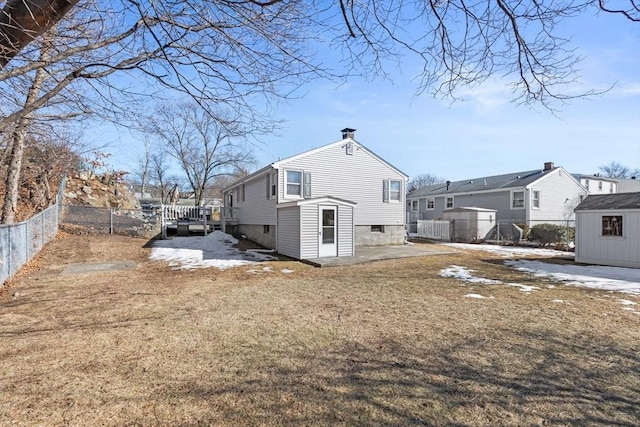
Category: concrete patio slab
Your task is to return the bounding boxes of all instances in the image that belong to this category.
[62,261,137,275]
[302,243,456,267]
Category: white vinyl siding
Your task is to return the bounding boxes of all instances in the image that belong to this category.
[528,169,587,224]
[278,143,405,226]
[235,173,277,225]
[300,204,319,259]
[276,206,300,259]
[337,205,354,257]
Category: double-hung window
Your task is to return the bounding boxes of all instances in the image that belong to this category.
[286,170,302,197]
[427,198,435,210]
[511,190,525,209]
[446,196,454,209]
[532,190,540,209]
[383,179,402,202]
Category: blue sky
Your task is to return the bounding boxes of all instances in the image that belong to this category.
[106,9,640,183]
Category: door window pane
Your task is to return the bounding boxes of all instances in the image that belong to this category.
[322,209,335,243]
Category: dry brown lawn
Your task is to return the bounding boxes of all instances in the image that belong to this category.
[1,233,638,426]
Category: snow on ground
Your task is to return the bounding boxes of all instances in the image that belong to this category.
[440,243,639,295]
[150,231,276,270]
[443,242,574,258]
[439,265,538,292]
[504,260,640,295]
[439,265,502,285]
[464,294,494,299]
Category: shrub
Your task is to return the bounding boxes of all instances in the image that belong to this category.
[529,223,570,247]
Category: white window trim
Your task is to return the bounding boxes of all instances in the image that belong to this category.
[426,198,435,210]
[238,184,245,203]
[268,171,277,200]
[531,189,540,209]
[511,190,525,210]
[389,179,402,203]
[445,196,454,209]
[284,169,303,199]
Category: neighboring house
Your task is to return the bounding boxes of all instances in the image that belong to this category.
[222,128,408,260]
[407,162,588,234]
[572,174,618,194]
[617,177,640,193]
[574,193,640,268]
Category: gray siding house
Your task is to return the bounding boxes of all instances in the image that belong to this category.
[407,162,588,231]
[223,129,408,259]
[574,193,640,269]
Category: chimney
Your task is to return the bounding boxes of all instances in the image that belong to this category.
[543,162,554,171]
[341,127,356,139]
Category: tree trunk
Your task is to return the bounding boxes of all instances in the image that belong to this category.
[1,123,29,223]
[0,42,49,224]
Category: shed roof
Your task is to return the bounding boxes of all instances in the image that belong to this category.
[574,192,640,211]
[407,167,561,198]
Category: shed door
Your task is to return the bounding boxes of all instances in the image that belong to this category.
[318,205,337,257]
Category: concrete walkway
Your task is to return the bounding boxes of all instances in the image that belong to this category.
[303,243,456,267]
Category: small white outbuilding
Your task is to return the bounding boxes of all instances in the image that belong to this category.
[574,193,640,269]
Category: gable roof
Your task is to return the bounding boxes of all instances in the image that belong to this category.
[224,136,408,192]
[273,137,408,178]
[575,192,640,211]
[407,167,564,198]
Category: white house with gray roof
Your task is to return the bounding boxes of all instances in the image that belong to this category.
[222,129,408,260]
[407,162,588,237]
[574,193,640,268]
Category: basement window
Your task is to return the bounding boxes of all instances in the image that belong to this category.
[371,225,385,233]
[264,225,270,234]
[602,215,623,237]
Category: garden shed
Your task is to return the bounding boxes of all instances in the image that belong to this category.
[276,196,356,260]
[443,207,497,242]
[574,193,640,268]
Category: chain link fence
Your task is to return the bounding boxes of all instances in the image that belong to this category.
[1,178,65,286]
[59,205,161,238]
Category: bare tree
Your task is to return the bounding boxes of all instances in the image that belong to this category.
[150,103,255,206]
[136,138,151,198]
[599,161,640,179]
[407,173,445,193]
[149,150,171,203]
[2,0,639,106]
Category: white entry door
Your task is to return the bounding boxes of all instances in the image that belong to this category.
[318,206,337,257]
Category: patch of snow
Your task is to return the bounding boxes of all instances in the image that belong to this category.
[504,260,640,295]
[150,231,276,270]
[506,283,539,292]
[552,299,565,303]
[443,243,574,258]
[622,307,635,311]
[464,294,494,299]
[439,265,502,284]
[281,269,294,274]
[619,299,637,306]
